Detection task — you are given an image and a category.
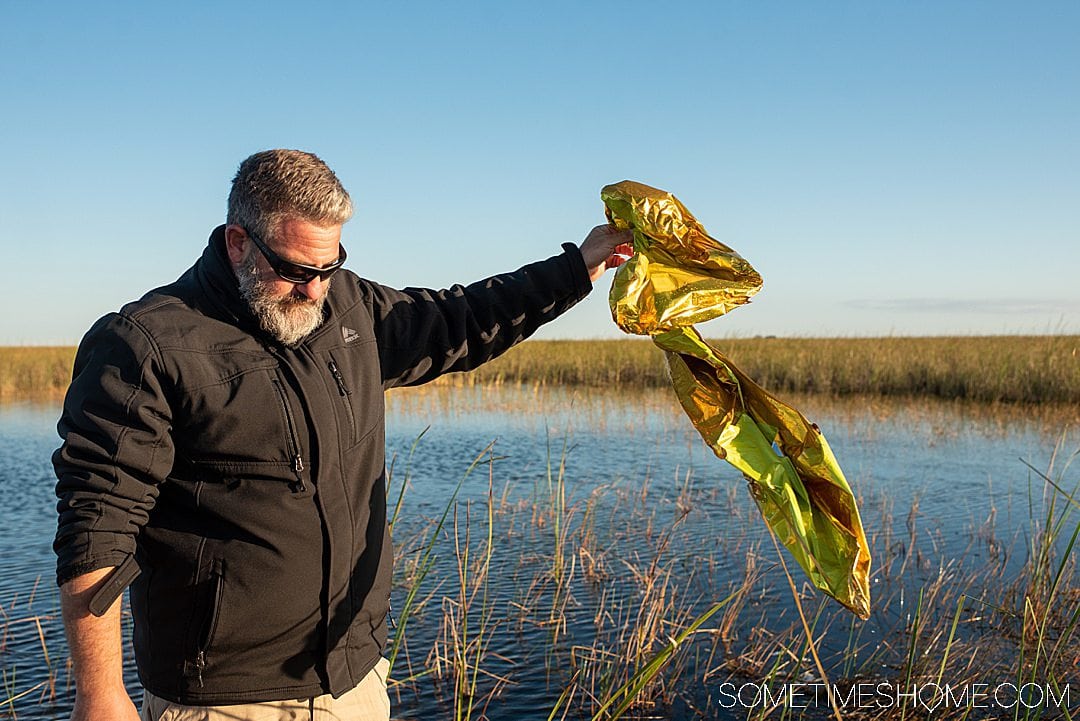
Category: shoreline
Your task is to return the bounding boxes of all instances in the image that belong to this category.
[3,336,1079,404]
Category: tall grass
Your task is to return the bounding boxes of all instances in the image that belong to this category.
[4,336,1078,403]
[379,429,1079,720]
[0,348,75,399]
[4,388,1078,719]
[453,336,1080,404]
[5,435,1078,719]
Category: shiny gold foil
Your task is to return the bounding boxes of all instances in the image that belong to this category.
[602,181,871,618]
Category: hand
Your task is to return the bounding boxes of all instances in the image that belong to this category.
[579,225,635,283]
[70,688,140,721]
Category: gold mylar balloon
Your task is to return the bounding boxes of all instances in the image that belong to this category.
[603,181,871,619]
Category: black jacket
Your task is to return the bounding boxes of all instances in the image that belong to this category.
[53,225,592,703]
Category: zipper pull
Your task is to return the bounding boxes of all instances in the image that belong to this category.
[291,455,306,493]
[194,650,206,688]
[328,359,350,396]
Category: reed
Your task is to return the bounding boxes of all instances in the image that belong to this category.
[5,336,1080,403]
[385,441,496,680]
[0,348,75,399]
[428,468,505,721]
[445,336,1080,404]
[3,418,1077,720]
[379,431,1079,720]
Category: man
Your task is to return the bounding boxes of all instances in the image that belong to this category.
[53,149,632,721]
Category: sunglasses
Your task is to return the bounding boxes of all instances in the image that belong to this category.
[246,228,347,284]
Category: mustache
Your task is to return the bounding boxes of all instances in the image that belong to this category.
[236,254,328,346]
[276,293,320,308]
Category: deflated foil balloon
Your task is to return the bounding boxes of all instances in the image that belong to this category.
[603,180,871,619]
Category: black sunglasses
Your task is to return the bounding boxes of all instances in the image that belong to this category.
[246,228,347,284]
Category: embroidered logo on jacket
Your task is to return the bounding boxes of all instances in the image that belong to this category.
[342,326,361,343]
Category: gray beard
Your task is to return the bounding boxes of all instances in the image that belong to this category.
[236,256,328,347]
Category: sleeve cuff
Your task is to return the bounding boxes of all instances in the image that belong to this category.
[56,551,132,588]
[560,242,593,300]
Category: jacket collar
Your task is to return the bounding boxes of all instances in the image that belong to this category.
[196,225,255,330]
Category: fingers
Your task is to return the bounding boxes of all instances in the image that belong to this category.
[608,227,635,246]
[585,224,628,247]
[581,226,636,281]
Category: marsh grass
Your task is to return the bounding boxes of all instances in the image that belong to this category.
[380,428,1079,720]
[5,336,1080,403]
[4,390,1078,720]
[0,349,74,400]
[4,436,1077,719]
[0,581,62,718]
[428,456,507,721]
[440,336,1080,405]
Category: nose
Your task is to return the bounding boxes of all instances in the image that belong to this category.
[294,276,328,301]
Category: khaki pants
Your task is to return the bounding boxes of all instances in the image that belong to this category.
[139,658,391,721]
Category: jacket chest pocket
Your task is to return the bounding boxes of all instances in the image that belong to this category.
[323,345,380,451]
[174,361,307,485]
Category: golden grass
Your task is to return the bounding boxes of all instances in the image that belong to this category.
[0,348,75,400]
[4,336,1078,404]
[457,336,1080,404]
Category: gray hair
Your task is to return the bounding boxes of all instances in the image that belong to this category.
[227,149,353,240]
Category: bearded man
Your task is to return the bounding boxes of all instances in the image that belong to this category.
[53,149,631,721]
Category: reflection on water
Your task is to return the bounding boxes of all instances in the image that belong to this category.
[380,386,1078,718]
[385,385,1076,549]
[1,390,1076,720]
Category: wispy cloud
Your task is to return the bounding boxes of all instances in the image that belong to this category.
[844,298,1080,315]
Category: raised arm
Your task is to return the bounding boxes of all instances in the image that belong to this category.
[369,225,632,389]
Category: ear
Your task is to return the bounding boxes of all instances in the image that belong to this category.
[224,225,249,268]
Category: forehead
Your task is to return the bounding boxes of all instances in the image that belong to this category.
[271,218,343,266]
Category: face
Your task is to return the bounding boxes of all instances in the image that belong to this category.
[226,218,344,346]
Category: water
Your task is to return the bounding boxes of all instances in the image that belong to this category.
[1,390,1076,719]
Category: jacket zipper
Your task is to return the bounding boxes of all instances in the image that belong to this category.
[194,558,225,688]
[387,598,398,631]
[328,357,350,397]
[327,356,357,444]
[271,377,306,493]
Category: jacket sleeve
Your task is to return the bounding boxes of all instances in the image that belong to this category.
[368,243,593,389]
[52,312,175,587]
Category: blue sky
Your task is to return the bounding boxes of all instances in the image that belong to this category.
[1,1,1077,343]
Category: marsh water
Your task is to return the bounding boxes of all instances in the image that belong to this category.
[1,388,1076,720]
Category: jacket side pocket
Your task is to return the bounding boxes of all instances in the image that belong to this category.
[186,557,225,688]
